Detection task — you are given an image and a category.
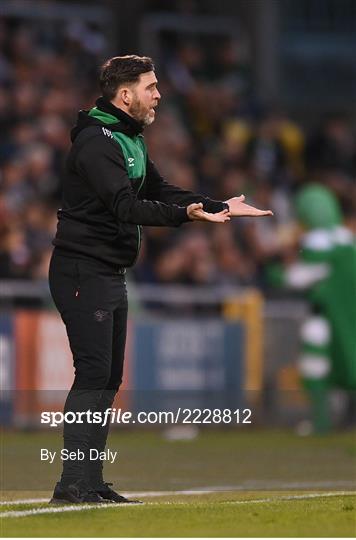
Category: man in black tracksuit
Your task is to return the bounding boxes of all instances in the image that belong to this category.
[49,55,272,504]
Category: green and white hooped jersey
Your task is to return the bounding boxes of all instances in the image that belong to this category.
[285,226,355,289]
[291,225,356,388]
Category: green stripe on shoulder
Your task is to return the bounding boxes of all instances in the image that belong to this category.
[89,107,119,125]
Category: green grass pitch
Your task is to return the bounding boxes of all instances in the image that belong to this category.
[1,429,355,537]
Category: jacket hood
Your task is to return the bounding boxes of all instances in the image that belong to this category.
[70,97,143,142]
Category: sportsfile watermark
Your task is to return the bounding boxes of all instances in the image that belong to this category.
[41,407,253,427]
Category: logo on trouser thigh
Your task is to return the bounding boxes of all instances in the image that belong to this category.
[94,309,110,322]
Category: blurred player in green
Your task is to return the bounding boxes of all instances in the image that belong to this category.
[274,184,356,433]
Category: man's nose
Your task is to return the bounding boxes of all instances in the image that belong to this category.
[154,89,161,100]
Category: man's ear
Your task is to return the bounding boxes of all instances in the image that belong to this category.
[120,87,132,106]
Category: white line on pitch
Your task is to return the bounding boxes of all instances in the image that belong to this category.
[1,491,355,519]
[0,490,215,506]
[0,498,49,506]
[1,481,356,506]
[2,479,356,506]
[124,483,356,498]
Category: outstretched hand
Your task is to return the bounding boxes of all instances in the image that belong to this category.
[187,203,231,223]
[225,195,273,217]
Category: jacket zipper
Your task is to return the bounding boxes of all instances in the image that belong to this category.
[132,145,145,265]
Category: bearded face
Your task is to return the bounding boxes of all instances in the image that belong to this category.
[122,71,160,127]
[128,90,156,127]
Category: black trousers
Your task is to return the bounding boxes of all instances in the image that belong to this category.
[48,249,128,487]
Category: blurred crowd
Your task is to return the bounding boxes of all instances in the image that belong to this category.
[1,16,355,291]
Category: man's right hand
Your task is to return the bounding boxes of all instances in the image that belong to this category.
[187,203,231,223]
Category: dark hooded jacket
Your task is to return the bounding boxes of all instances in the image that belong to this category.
[53,98,227,268]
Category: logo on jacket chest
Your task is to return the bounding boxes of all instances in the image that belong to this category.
[102,127,113,139]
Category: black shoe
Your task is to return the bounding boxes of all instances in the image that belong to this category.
[95,482,142,504]
[49,480,107,504]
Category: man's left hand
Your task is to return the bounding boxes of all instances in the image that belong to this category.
[225,195,273,217]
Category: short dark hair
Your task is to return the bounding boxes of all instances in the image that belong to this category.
[100,55,155,100]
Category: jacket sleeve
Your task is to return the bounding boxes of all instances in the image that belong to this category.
[145,158,229,213]
[76,136,189,227]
